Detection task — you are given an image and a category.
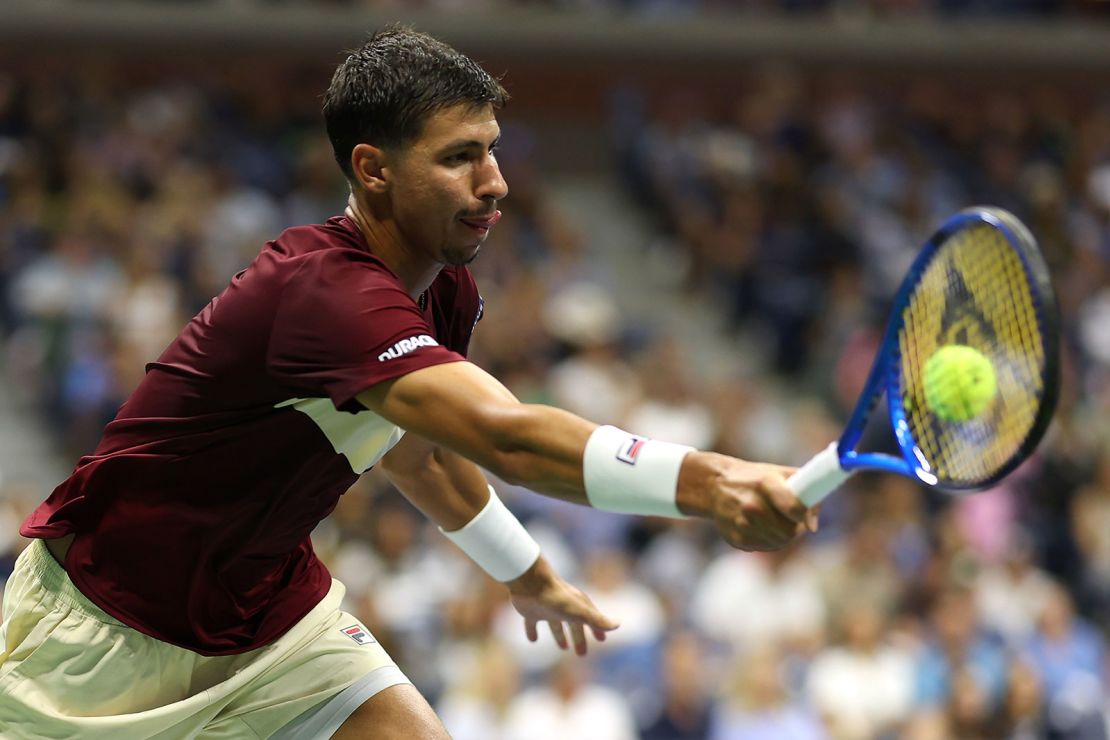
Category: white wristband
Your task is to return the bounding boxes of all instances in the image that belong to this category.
[583,425,694,518]
[439,486,541,582]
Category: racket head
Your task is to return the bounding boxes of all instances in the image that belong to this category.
[839,206,1060,491]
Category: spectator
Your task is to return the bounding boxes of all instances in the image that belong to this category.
[806,600,916,739]
[708,644,826,740]
[1022,583,1109,738]
[944,665,994,740]
[579,549,668,719]
[502,655,640,740]
[437,639,523,740]
[1071,449,1110,616]
[622,337,717,450]
[545,281,639,425]
[985,660,1048,740]
[635,518,715,619]
[641,630,714,740]
[913,586,1008,716]
[580,549,667,653]
[973,530,1055,647]
[690,541,826,656]
[814,511,904,625]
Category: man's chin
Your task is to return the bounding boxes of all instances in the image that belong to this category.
[444,244,481,266]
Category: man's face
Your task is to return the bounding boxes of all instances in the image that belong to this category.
[386,103,508,266]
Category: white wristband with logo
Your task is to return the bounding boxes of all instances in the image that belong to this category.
[583,425,694,518]
[440,486,541,582]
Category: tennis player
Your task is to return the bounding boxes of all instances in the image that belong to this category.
[0,27,815,739]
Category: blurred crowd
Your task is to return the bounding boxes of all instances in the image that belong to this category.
[1,47,1109,740]
[46,0,1110,20]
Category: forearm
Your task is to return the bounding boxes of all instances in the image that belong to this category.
[674,451,724,517]
[475,403,595,506]
[382,440,492,531]
[436,401,725,520]
[489,422,735,525]
[390,401,721,518]
[381,435,542,581]
[472,411,726,518]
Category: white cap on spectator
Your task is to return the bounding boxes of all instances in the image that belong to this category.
[543,282,621,348]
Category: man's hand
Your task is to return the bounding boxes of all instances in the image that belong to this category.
[678,451,819,551]
[505,557,619,656]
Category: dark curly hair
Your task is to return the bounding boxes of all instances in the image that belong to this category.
[323,26,509,180]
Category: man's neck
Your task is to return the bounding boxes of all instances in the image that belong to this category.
[345,195,441,301]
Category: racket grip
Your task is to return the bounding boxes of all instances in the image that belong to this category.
[786,442,853,507]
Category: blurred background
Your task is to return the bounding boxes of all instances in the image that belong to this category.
[1,2,1109,738]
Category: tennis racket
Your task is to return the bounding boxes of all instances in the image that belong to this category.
[787,206,1060,507]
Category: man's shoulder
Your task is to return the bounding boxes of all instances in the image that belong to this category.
[269,216,373,262]
[264,217,396,283]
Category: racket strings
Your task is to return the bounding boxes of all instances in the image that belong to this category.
[899,223,1047,486]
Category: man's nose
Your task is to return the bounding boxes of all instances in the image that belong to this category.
[476,157,508,201]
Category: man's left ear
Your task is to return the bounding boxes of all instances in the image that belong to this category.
[351,143,390,194]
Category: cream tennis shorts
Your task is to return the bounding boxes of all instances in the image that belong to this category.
[0,539,407,739]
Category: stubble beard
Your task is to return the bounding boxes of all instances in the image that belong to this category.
[443,243,481,266]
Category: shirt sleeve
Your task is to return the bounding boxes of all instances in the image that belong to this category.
[267,253,465,412]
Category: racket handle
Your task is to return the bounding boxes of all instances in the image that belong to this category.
[786,442,853,507]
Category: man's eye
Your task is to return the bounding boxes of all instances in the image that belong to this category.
[446,152,471,164]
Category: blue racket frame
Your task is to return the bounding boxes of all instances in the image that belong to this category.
[833,207,1060,491]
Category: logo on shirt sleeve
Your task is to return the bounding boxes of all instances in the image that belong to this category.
[340,623,377,646]
[377,334,438,361]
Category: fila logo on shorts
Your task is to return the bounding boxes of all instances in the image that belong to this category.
[616,436,647,465]
[339,624,376,646]
[377,335,438,362]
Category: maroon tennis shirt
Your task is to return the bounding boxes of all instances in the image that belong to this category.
[21,215,483,655]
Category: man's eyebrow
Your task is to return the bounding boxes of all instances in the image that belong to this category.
[440,134,501,151]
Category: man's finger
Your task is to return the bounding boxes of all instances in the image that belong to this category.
[762,476,809,526]
[771,464,799,479]
[548,621,568,650]
[733,515,793,552]
[768,506,801,543]
[570,622,588,656]
[767,466,818,532]
[574,601,620,632]
[525,618,538,643]
[741,499,797,547]
[806,503,821,533]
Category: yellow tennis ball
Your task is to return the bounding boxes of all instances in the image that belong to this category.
[923,345,997,422]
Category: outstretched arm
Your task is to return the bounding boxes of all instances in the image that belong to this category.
[358,360,816,550]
